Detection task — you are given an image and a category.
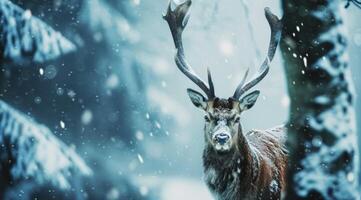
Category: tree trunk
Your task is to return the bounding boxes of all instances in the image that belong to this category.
[281,1,360,199]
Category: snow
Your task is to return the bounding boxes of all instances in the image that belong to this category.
[269,180,278,193]
[135,131,144,141]
[314,96,331,105]
[160,178,213,200]
[138,154,144,164]
[81,109,93,125]
[106,74,120,89]
[303,57,307,67]
[60,120,65,129]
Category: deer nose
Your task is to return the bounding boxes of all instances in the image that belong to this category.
[215,133,230,145]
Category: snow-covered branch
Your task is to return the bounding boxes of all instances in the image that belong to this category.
[0,100,91,196]
[0,0,76,64]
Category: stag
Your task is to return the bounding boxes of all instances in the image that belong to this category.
[164,0,287,199]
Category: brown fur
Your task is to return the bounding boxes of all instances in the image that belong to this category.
[212,98,234,110]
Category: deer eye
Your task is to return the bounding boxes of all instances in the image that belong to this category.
[204,115,211,122]
[234,116,240,123]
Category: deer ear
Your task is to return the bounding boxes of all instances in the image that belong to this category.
[187,88,207,110]
[239,90,260,111]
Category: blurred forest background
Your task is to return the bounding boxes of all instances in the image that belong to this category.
[1,0,361,199]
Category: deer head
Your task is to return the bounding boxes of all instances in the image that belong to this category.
[164,0,281,152]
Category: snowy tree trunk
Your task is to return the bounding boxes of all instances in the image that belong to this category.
[281,1,360,199]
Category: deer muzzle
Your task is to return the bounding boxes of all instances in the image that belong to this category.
[215,133,230,145]
[212,122,232,151]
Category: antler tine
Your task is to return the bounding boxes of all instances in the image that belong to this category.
[163,0,215,99]
[232,67,250,100]
[233,7,282,100]
[207,68,214,96]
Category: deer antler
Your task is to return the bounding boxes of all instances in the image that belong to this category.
[163,0,215,99]
[233,8,282,100]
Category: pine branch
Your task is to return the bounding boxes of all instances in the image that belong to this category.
[0,100,92,192]
[0,0,76,64]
